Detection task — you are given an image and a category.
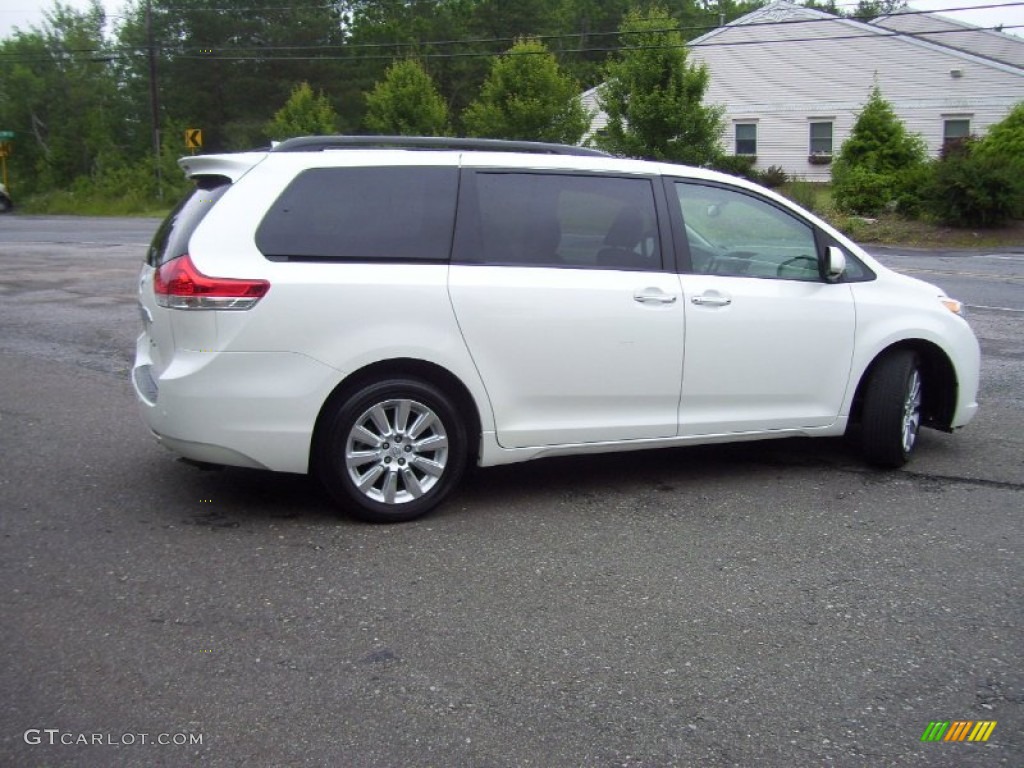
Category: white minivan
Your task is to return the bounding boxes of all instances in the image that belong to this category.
[133,136,980,522]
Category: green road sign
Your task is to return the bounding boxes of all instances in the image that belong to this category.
[0,131,14,140]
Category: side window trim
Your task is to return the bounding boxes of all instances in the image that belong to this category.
[453,169,671,273]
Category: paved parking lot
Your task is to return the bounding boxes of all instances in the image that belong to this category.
[1,217,1021,766]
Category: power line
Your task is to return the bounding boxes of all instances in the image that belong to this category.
[166,23,1024,61]
[2,4,1023,63]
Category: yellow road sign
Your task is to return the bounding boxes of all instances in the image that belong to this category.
[185,128,203,149]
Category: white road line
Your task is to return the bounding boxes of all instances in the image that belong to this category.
[966,304,1024,313]
[894,267,1024,282]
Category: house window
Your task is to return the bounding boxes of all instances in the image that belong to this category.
[943,118,971,146]
[809,121,833,156]
[735,123,757,156]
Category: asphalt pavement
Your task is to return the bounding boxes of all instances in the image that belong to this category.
[1,216,1021,767]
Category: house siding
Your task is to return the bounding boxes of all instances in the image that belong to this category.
[582,1,1024,181]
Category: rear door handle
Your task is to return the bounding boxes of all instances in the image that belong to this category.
[633,289,678,305]
[691,292,732,307]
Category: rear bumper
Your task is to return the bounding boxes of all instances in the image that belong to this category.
[132,337,339,474]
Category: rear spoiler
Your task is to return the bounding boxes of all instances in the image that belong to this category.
[178,152,268,183]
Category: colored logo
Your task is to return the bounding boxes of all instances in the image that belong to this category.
[921,721,996,742]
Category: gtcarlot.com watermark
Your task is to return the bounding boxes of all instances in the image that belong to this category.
[24,729,203,747]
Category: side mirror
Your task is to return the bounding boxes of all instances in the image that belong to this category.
[824,245,846,282]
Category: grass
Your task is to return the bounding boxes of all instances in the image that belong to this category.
[22,188,177,218]
[778,181,1024,250]
[828,214,1024,249]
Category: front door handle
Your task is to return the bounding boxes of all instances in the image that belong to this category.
[634,289,678,305]
[691,292,732,307]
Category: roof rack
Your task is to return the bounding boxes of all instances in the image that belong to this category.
[270,135,610,157]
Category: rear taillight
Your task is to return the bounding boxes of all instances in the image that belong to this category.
[154,255,270,310]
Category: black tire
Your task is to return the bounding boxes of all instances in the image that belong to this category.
[317,378,467,523]
[0,196,11,213]
[861,350,922,468]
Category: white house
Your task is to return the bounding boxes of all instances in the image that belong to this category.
[581,0,1024,180]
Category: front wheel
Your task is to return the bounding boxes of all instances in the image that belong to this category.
[861,350,923,468]
[317,379,467,523]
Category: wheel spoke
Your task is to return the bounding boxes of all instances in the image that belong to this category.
[400,467,425,498]
[413,433,448,453]
[407,411,436,440]
[394,400,413,434]
[382,470,399,504]
[411,456,445,478]
[352,424,382,449]
[369,404,392,437]
[356,464,385,492]
[346,449,379,469]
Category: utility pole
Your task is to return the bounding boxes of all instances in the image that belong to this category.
[147,0,163,200]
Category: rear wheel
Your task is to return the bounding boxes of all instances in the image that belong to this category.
[317,379,467,523]
[861,350,922,468]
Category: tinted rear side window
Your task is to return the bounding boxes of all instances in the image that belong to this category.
[256,166,458,262]
[146,176,230,267]
[453,172,661,270]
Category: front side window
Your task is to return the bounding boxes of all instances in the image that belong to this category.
[809,121,833,156]
[255,166,458,262]
[675,182,820,281]
[735,123,757,156]
[454,172,661,271]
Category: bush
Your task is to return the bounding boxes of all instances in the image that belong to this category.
[923,139,1023,227]
[976,102,1024,164]
[783,178,819,212]
[831,163,892,215]
[755,165,788,188]
[892,164,933,218]
[709,154,757,180]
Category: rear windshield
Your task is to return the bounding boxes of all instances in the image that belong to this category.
[146,176,230,267]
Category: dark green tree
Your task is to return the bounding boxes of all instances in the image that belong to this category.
[462,39,591,143]
[595,5,724,164]
[800,0,842,15]
[800,0,906,19]
[0,2,127,195]
[115,0,348,151]
[342,0,488,130]
[549,0,635,88]
[364,59,449,135]
[849,0,908,21]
